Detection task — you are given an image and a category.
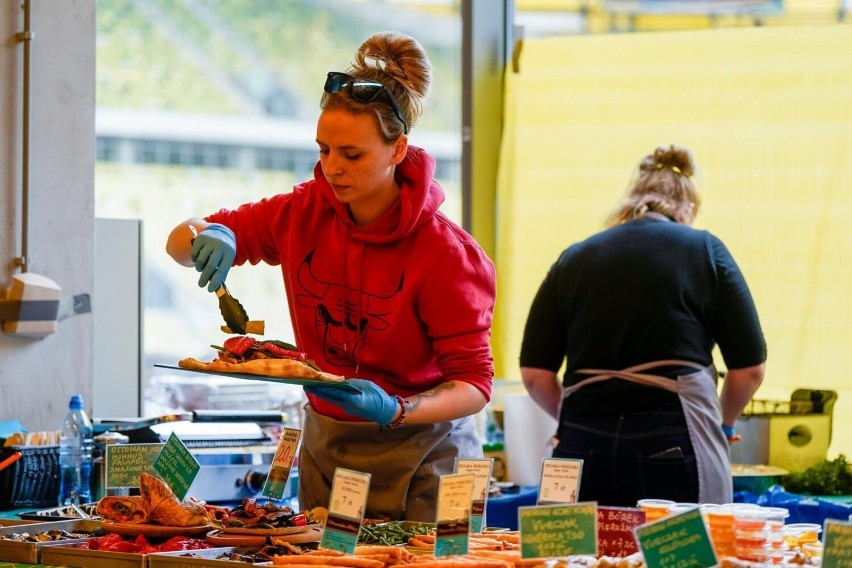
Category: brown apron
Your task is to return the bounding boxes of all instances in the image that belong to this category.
[299,404,482,521]
[561,359,732,504]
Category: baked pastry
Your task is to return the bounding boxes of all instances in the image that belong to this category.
[95,495,147,523]
[139,472,209,527]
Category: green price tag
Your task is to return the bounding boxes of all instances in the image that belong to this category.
[822,519,852,568]
[106,443,163,488]
[519,502,598,559]
[636,507,717,568]
[153,433,201,500]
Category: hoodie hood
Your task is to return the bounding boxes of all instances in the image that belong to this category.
[313,145,445,244]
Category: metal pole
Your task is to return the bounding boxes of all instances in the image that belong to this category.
[15,0,34,272]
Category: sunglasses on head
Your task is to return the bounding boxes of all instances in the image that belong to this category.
[324,71,408,134]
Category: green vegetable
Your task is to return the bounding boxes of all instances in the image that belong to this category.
[357,521,433,545]
[781,454,852,496]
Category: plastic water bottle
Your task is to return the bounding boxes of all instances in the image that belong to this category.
[58,394,94,506]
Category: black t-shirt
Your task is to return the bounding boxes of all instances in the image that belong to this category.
[519,217,767,414]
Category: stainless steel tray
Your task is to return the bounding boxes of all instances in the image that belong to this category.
[0,518,102,564]
[17,501,99,520]
[149,546,271,567]
[0,518,42,527]
[41,539,147,568]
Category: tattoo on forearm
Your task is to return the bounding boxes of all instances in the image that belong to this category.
[408,382,456,413]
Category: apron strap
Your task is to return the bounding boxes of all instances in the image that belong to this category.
[563,359,707,398]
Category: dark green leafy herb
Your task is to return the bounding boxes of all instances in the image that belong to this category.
[781,454,852,496]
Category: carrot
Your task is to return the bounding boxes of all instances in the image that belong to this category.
[273,557,338,565]
[474,532,520,544]
[326,557,386,568]
[409,556,512,567]
[304,549,346,556]
[354,545,406,560]
[468,549,545,567]
[272,557,383,568]
[272,564,340,568]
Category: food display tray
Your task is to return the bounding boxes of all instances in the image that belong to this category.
[41,539,147,568]
[155,364,360,392]
[0,518,102,564]
[149,546,270,567]
[0,518,42,527]
[17,501,100,520]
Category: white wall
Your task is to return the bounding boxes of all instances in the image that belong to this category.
[0,0,95,429]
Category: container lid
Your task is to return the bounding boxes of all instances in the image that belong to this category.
[784,523,822,534]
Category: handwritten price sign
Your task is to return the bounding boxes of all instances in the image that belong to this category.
[519,502,597,559]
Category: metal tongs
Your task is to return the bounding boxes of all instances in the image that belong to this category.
[189,224,250,334]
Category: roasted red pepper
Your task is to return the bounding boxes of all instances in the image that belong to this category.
[223,335,256,356]
[259,341,306,361]
[159,536,191,552]
[105,539,142,553]
[289,513,309,526]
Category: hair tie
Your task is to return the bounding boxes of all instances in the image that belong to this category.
[655,162,683,175]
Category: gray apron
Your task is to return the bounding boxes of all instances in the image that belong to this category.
[561,359,732,504]
[299,404,482,521]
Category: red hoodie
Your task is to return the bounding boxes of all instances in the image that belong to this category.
[205,146,496,420]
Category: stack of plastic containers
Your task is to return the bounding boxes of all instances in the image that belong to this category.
[764,507,791,562]
[704,504,736,558]
[784,522,823,563]
[634,500,828,564]
[732,504,772,562]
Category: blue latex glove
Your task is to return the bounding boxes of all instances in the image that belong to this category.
[722,424,740,442]
[190,223,236,292]
[304,379,399,425]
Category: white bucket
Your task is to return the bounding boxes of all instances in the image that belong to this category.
[503,393,558,487]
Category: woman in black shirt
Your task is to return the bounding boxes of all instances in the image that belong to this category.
[520,144,766,506]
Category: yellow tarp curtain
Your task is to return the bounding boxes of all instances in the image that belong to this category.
[493,25,852,458]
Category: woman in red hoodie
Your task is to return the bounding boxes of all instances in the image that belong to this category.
[166,32,496,521]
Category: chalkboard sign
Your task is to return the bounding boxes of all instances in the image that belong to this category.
[822,519,852,568]
[106,443,163,488]
[154,433,200,500]
[635,507,716,568]
[519,502,597,559]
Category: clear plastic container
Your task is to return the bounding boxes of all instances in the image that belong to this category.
[705,505,736,557]
[735,529,769,548]
[802,542,823,559]
[735,543,772,563]
[669,502,699,516]
[765,545,786,564]
[733,504,770,531]
[706,504,735,529]
[637,498,675,522]
[784,523,823,549]
[763,507,790,548]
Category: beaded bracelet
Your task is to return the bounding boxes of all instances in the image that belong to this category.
[387,395,408,429]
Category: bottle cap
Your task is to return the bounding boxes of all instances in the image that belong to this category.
[69,394,85,410]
